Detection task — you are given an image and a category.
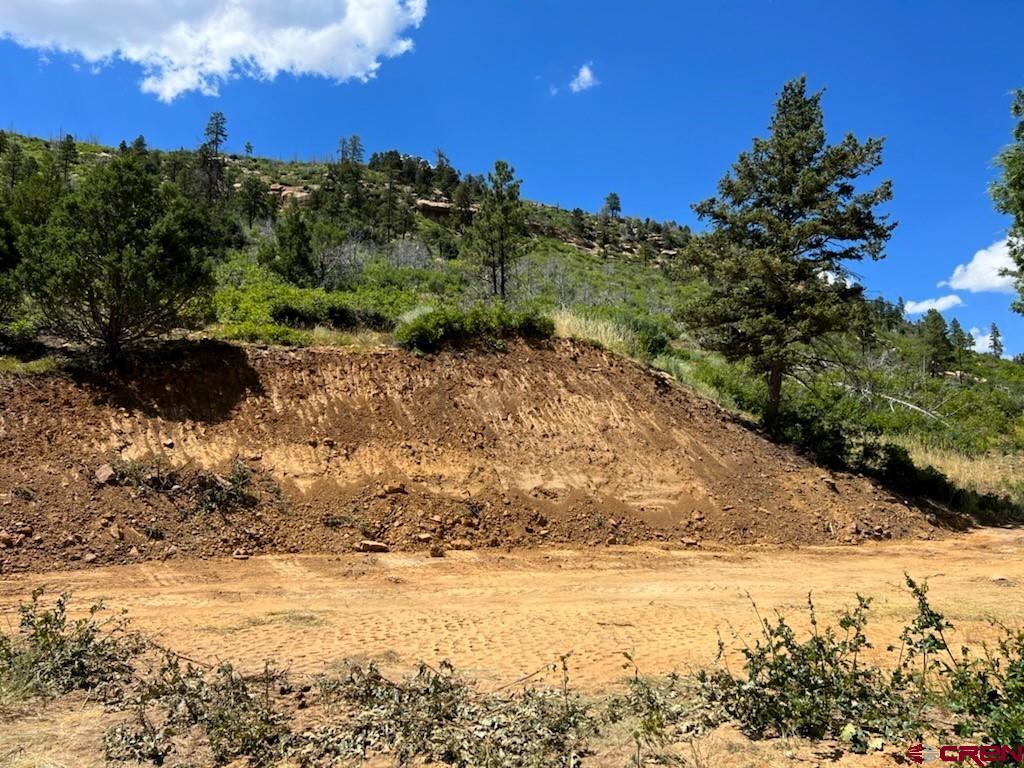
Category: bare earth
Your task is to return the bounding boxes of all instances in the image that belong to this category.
[2,528,1021,689]
[2,528,1023,767]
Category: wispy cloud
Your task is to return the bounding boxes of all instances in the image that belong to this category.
[0,0,427,102]
[904,295,963,315]
[940,238,1017,294]
[569,62,598,93]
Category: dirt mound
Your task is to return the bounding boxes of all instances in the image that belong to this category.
[0,339,937,572]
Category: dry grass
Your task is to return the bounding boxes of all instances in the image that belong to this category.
[0,355,61,375]
[891,435,1024,501]
[0,698,110,768]
[550,308,634,357]
[308,325,390,350]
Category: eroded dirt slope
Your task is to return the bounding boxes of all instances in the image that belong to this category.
[0,339,936,571]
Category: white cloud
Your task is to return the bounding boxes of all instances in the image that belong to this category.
[904,295,963,315]
[969,326,992,354]
[569,62,598,93]
[0,0,427,102]
[940,238,1017,294]
[549,84,559,96]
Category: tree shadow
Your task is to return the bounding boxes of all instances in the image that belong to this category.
[68,339,264,424]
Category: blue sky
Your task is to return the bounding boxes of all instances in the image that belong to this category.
[1,1,1022,352]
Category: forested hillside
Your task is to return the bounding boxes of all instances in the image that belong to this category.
[2,79,1023,513]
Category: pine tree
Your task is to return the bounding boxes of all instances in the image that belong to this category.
[604,192,621,219]
[990,322,1004,358]
[2,141,25,192]
[244,141,254,158]
[920,309,953,375]
[348,135,365,165]
[570,207,587,238]
[992,90,1024,314]
[238,173,274,228]
[687,77,894,429]
[56,134,78,186]
[270,203,315,285]
[949,318,973,378]
[23,150,219,360]
[0,197,19,322]
[450,182,474,232]
[204,112,228,156]
[466,160,527,299]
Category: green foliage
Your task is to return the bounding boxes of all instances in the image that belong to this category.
[23,148,221,360]
[394,303,554,353]
[465,160,527,299]
[105,656,289,767]
[584,307,674,359]
[695,578,1024,754]
[687,77,894,428]
[0,197,19,323]
[107,457,262,520]
[218,321,312,346]
[203,664,290,765]
[919,309,954,373]
[237,172,275,228]
[191,458,256,518]
[992,89,1024,314]
[697,595,921,748]
[305,660,595,767]
[0,589,142,704]
[900,576,1024,746]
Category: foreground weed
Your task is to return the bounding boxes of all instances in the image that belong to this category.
[304,659,596,767]
[0,588,143,707]
[697,593,923,751]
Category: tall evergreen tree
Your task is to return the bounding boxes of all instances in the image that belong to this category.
[269,203,315,285]
[949,318,972,377]
[0,197,19,323]
[450,182,474,233]
[466,160,527,299]
[23,150,219,360]
[990,322,1004,358]
[992,90,1024,313]
[348,135,365,165]
[2,141,25,193]
[56,134,78,186]
[687,77,895,429]
[204,111,228,156]
[604,192,621,219]
[238,173,274,228]
[919,309,953,375]
[570,207,587,238]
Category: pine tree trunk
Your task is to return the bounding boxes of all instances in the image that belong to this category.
[765,361,784,433]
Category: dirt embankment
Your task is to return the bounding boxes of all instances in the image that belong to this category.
[0,339,939,572]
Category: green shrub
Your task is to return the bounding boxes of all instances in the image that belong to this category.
[697,594,922,749]
[191,459,257,518]
[901,576,1024,745]
[394,304,554,352]
[218,322,311,346]
[0,589,143,703]
[305,660,595,767]
[105,656,289,767]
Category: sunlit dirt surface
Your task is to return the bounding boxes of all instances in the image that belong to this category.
[2,528,1021,689]
[1,528,1021,767]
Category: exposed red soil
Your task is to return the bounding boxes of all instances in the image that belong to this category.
[0,339,942,573]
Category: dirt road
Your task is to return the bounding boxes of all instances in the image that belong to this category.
[2,528,1020,690]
